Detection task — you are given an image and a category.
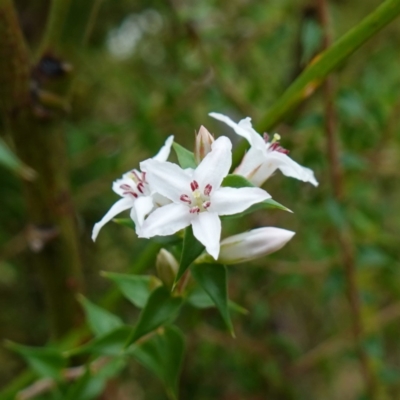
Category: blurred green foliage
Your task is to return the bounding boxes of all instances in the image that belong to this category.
[1,0,400,399]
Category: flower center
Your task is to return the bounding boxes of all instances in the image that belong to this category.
[120,170,149,198]
[180,180,212,214]
[264,133,289,154]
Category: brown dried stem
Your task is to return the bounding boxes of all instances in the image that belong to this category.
[317,0,380,398]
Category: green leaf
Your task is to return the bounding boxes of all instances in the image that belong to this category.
[67,326,132,356]
[0,138,36,180]
[65,358,126,400]
[187,285,248,315]
[6,342,66,380]
[222,174,291,213]
[78,295,123,337]
[258,0,400,133]
[103,272,161,308]
[174,226,205,287]
[190,263,234,336]
[129,326,185,400]
[172,142,197,169]
[127,286,183,345]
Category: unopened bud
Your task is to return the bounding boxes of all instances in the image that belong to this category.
[217,227,295,265]
[156,249,179,287]
[195,126,214,164]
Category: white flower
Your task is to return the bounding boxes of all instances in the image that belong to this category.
[209,112,318,187]
[217,227,295,264]
[91,136,174,241]
[139,136,271,259]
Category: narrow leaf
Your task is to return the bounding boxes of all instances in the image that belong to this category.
[174,226,205,287]
[0,138,36,180]
[102,272,161,308]
[187,285,248,315]
[127,286,182,345]
[67,326,132,357]
[190,263,234,336]
[78,295,123,336]
[6,342,66,380]
[222,174,291,213]
[129,326,185,400]
[172,142,197,169]
[233,0,400,167]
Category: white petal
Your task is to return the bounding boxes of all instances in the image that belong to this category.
[130,196,154,233]
[234,147,265,180]
[140,159,192,202]
[210,187,270,216]
[251,151,319,187]
[192,212,221,260]
[92,197,135,241]
[139,203,191,238]
[218,227,295,264]
[209,112,265,150]
[193,136,232,190]
[152,135,174,162]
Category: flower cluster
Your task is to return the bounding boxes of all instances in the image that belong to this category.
[93,113,318,263]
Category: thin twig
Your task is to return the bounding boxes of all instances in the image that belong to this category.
[317,0,379,398]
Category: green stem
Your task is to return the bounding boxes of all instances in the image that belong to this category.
[232,0,400,167]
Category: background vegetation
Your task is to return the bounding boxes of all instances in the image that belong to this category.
[1,0,400,399]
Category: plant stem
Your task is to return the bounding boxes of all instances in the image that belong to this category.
[0,0,84,339]
[317,0,380,398]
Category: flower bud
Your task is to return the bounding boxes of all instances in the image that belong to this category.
[217,227,295,265]
[195,125,214,164]
[156,248,179,287]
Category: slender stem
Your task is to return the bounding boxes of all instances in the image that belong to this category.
[317,1,380,398]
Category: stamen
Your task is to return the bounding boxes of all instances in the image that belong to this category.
[263,132,270,143]
[141,172,146,182]
[137,182,144,194]
[132,170,142,182]
[180,194,192,204]
[203,201,211,209]
[190,180,199,191]
[271,133,281,143]
[120,184,132,191]
[204,184,212,196]
[190,206,200,214]
[123,191,138,198]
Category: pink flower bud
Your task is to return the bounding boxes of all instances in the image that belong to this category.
[195,125,214,164]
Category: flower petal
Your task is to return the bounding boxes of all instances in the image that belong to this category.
[192,212,221,260]
[130,196,154,233]
[140,159,192,202]
[139,203,191,238]
[210,187,270,216]
[193,136,232,190]
[234,147,265,180]
[209,112,265,150]
[152,135,174,162]
[250,151,319,187]
[92,197,135,241]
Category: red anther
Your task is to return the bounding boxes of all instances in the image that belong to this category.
[123,191,138,198]
[120,184,132,191]
[180,194,192,204]
[269,142,280,151]
[277,147,290,154]
[203,201,211,209]
[190,207,200,214]
[137,182,144,194]
[141,172,146,181]
[263,132,270,143]
[204,184,212,196]
[190,180,199,191]
[132,170,142,182]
